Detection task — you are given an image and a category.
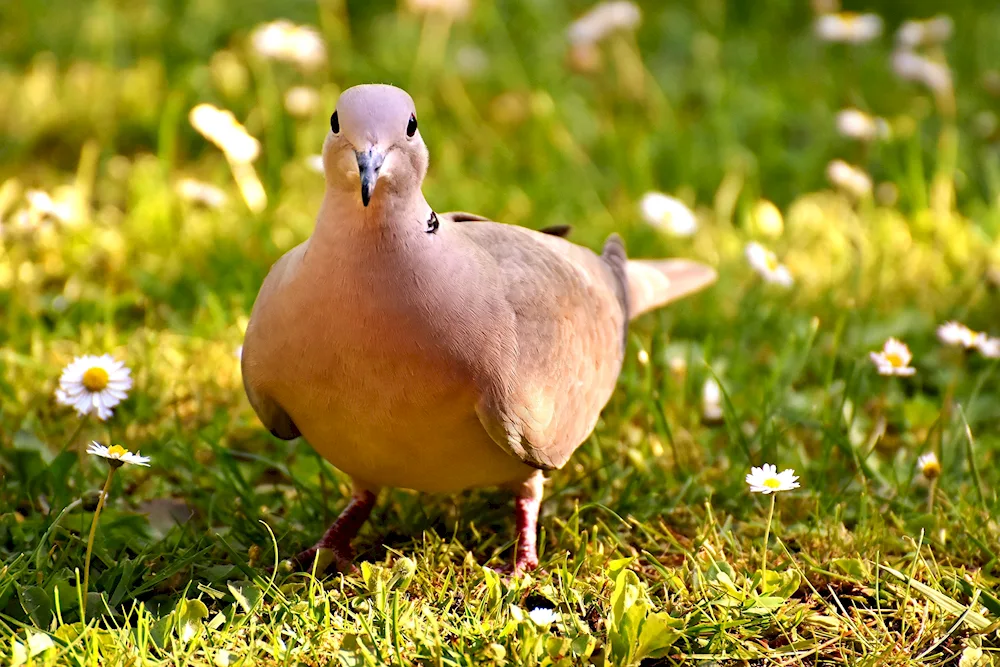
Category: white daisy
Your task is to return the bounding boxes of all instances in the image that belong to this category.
[896,15,953,48]
[55,354,132,421]
[639,192,698,237]
[891,50,952,95]
[25,189,75,224]
[835,109,889,141]
[826,160,873,198]
[869,338,916,376]
[527,607,559,627]
[745,242,793,287]
[175,178,228,209]
[746,464,800,494]
[87,442,151,468]
[917,452,940,480]
[937,321,978,348]
[250,20,327,70]
[977,337,1000,359]
[815,12,883,44]
[567,1,641,46]
[702,378,723,422]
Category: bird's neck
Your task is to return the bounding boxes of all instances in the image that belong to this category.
[313,188,432,248]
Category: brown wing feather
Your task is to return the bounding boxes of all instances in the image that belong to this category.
[442,211,572,238]
[458,222,629,470]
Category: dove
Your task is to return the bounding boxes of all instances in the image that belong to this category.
[241,84,716,574]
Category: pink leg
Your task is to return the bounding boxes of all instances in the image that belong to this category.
[290,487,377,573]
[510,471,545,574]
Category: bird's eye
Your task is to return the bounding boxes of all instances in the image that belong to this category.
[330,110,339,134]
[406,114,418,138]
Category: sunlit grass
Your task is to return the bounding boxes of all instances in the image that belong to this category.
[2,0,1000,664]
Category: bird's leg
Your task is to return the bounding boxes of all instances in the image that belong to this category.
[290,485,378,573]
[510,471,545,574]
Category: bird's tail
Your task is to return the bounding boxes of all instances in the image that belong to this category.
[625,258,717,319]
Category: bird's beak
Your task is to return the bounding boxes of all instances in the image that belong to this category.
[356,148,385,207]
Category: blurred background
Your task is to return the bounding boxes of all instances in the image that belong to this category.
[1,0,999,327]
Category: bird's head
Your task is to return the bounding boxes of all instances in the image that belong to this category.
[322,84,429,209]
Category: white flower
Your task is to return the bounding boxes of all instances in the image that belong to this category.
[896,15,953,48]
[826,160,873,198]
[936,323,999,358]
[836,109,889,141]
[917,452,941,480]
[746,464,800,494]
[869,338,916,376]
[55,354,132,421]
[250,20,326,70]
[977,337,1000,359]
[86,442,151,468]
[639,192,698,237]
[892,50,952,94]
[815,12,883,44]
[175,178,227,208]
[284,86,321,118]
[25,190,74,224]
[527,607,560,627]
[189,104,261,164]
[11,631,54,666]
[405,0,471,19]
[702,378,723,422]
[937,321,979,348]
[745,242,793,287]
[567,1,641,46]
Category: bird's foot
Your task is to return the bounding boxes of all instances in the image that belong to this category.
[492,553,540,578]
[288,543,356,575]
[266,489,377,576]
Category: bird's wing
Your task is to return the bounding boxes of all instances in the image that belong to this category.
[455,221,629,470]
[241,244,306,440]
[440,211,572,237]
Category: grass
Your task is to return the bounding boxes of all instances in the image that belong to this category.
[2,0,1000,664]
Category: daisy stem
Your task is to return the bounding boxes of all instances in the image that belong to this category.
[761,494,776,579]
[82,466,116,620]
[926,477,937,514]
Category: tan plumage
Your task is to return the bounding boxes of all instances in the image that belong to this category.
[241,84,716,572]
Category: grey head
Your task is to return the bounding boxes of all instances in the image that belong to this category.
[322,84,429,209]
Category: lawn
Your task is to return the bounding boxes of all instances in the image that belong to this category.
[2,0,1000,664]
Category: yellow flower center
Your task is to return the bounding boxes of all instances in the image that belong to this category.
[763,478,781,489]
[884,353,904,367]
[765,255,780,272]
[840,12,859,25]
[82,367,110,392]
[107,444,129,458]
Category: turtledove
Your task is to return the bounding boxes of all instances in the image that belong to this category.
[242,84,716,573]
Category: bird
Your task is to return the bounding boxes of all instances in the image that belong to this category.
[241,84,716,574]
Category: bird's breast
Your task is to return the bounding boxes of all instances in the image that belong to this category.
[259,248,529,492]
